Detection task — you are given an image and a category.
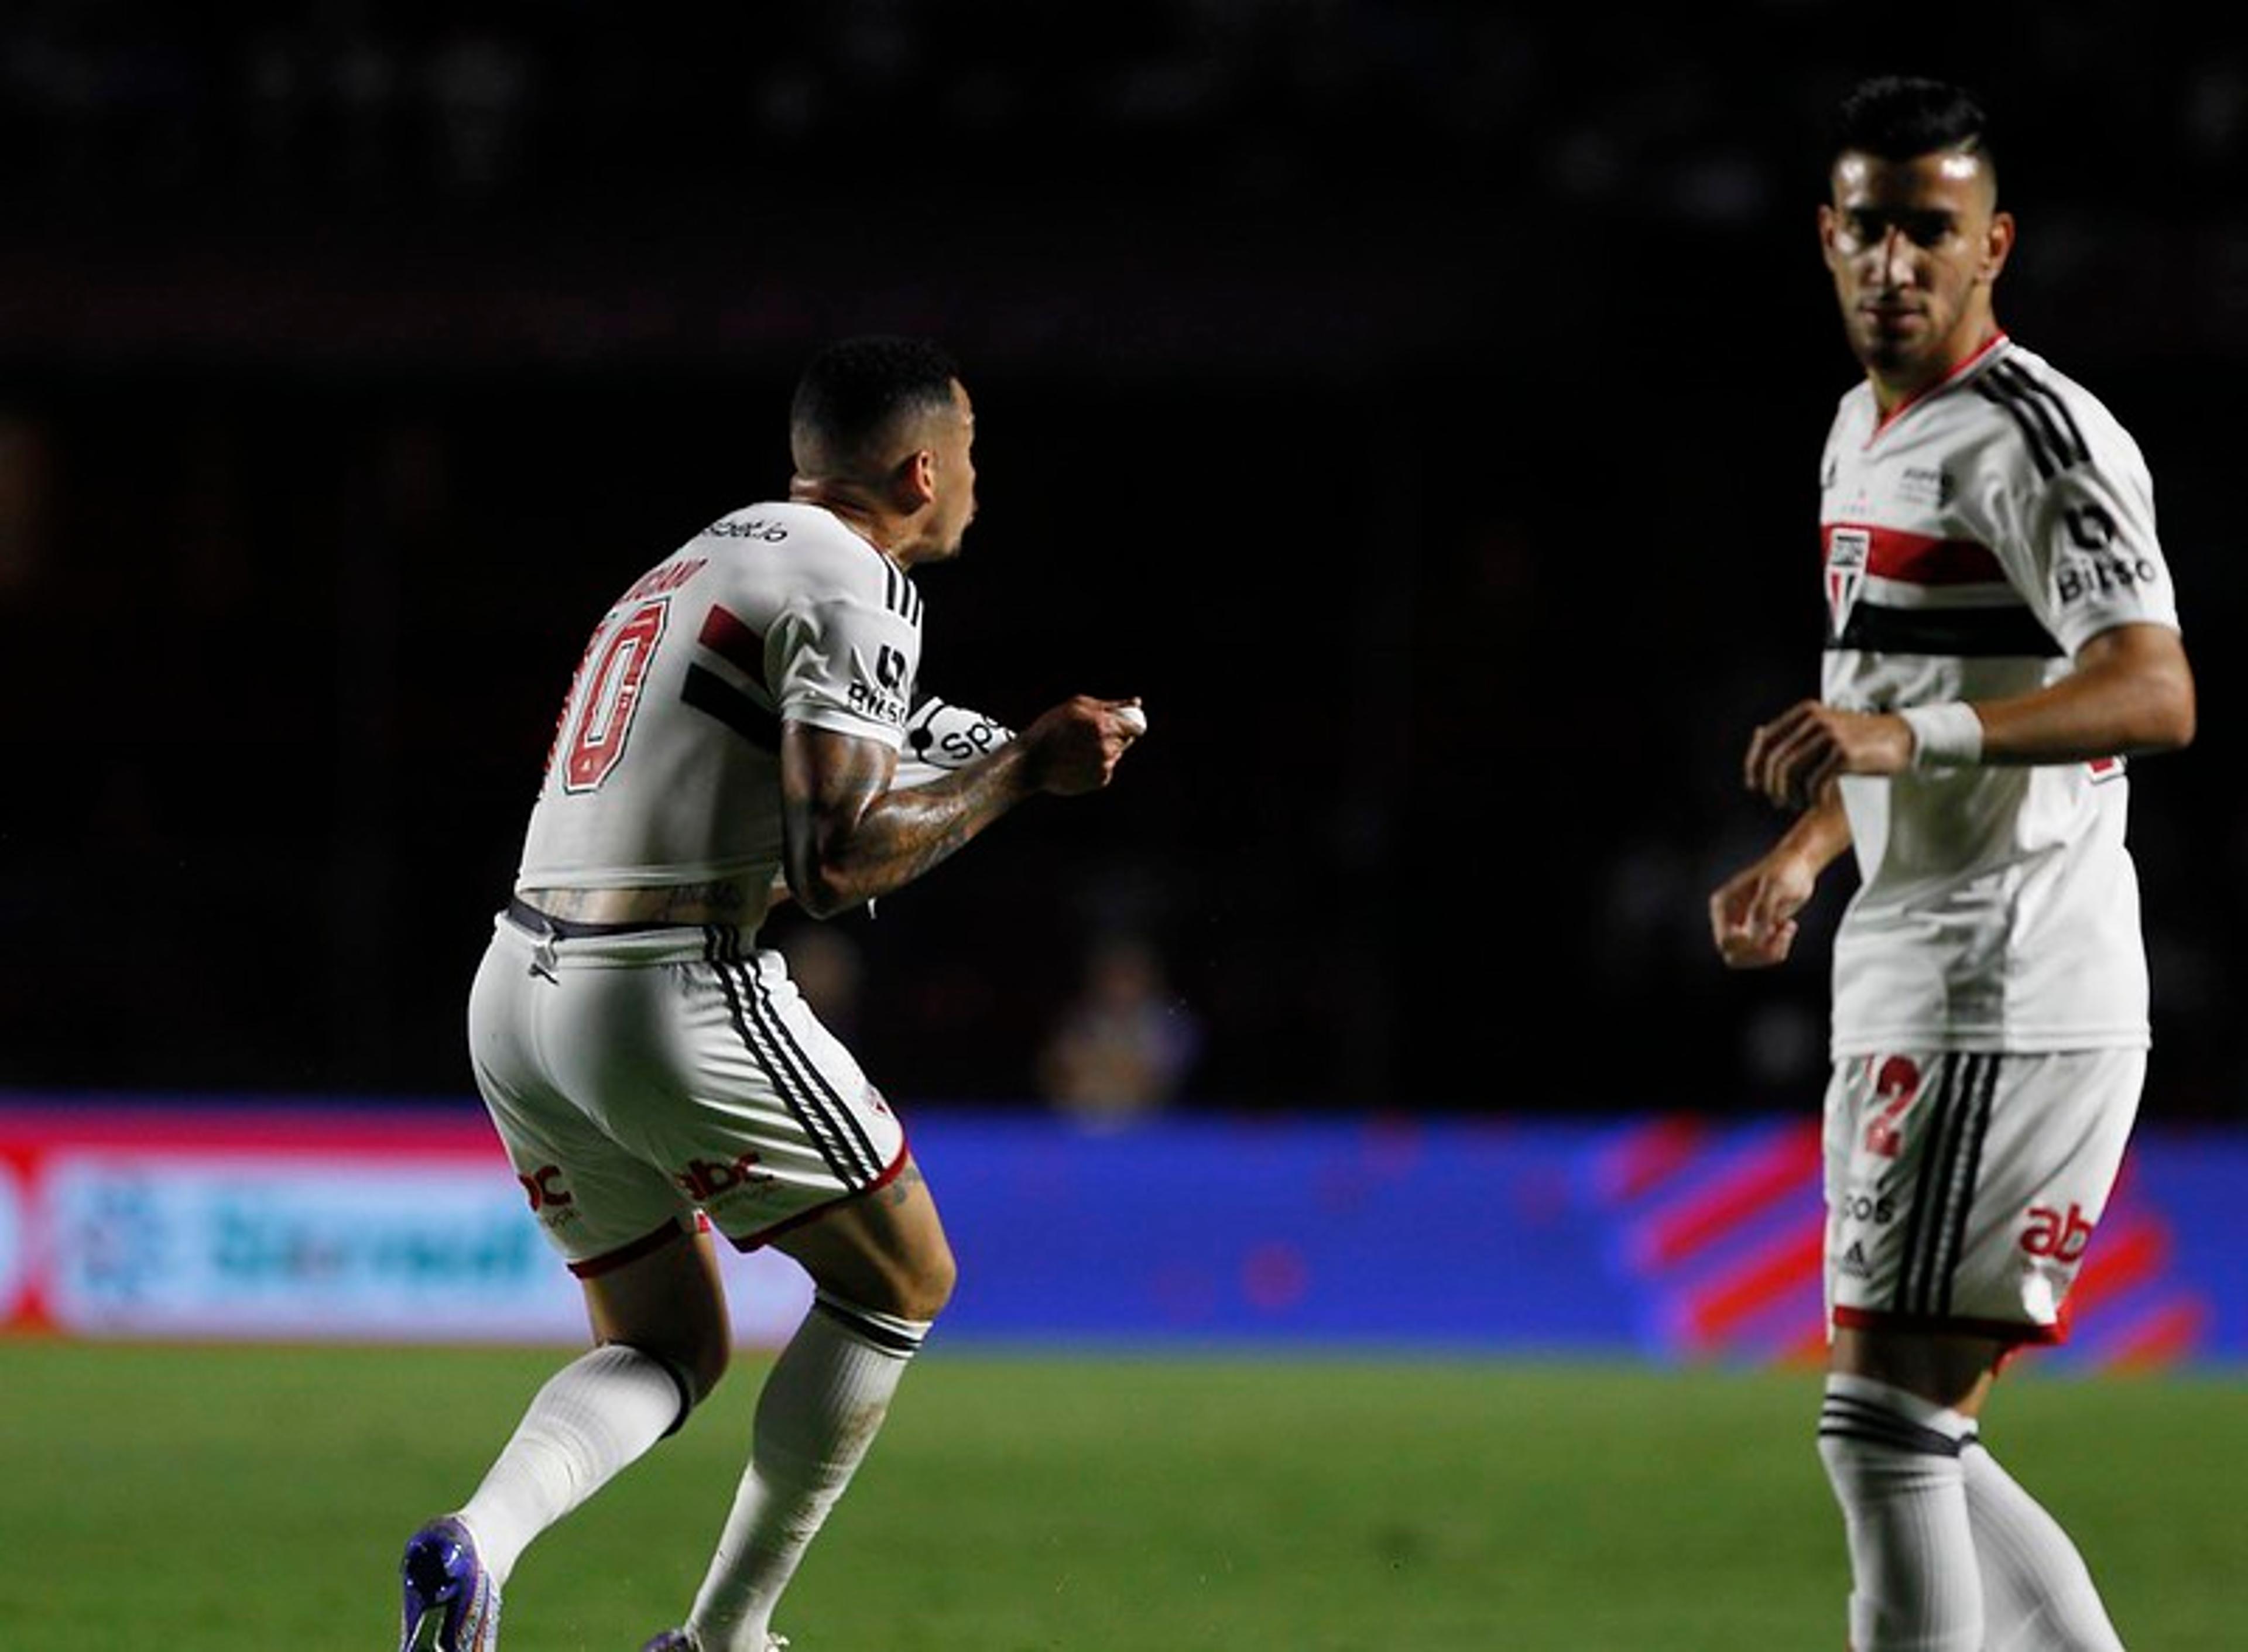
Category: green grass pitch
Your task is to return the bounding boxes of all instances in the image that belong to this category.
[1,1340,2238,1650]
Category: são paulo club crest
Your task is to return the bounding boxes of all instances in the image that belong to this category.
[1825,526,1870,639]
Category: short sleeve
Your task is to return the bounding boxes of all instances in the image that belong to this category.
[1976,401,2180,656]
[767,593,920,748]
[2030,464,2180,655]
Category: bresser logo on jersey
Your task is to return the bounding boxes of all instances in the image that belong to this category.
[1825,526,1870,638]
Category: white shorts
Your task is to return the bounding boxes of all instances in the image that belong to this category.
[1822,1048,2143,1345]
[467,904,908,1277]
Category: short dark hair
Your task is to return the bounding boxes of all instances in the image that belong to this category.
[1832,75,1995,177]
[790,334,961,477]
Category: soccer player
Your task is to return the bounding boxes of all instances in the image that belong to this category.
[395,334,1146,1652]
[1707,77,2194,1652]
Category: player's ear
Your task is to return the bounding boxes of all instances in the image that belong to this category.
[1980,210,2016,285]
[887,448,938,511]
[1816,202,1843,268]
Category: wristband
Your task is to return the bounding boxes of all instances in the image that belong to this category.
[1899,701,1983,769]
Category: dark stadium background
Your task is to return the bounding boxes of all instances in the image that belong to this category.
[3,5,2239,1125]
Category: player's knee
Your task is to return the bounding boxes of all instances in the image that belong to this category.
[623,1304,733,1407]
[607,1335,726,1436]
[681,1333,731,1403]
[916,1238,959,1319]
[886,1234,957,1322]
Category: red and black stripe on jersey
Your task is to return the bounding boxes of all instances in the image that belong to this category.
[1822,526,2064,657]
[682,560,920,750]
[1832,602,2064,658]
[681,603,782,750]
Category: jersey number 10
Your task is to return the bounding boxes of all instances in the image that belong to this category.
[550,599,669,793]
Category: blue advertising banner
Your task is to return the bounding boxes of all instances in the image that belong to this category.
[2,1099,2240,1369]
[916,1109,2246,1370]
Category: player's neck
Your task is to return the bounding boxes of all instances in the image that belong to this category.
[1868,318,2003,417]
[791,482,914,564]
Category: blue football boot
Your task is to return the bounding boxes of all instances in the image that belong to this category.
[398,1515,502,1651]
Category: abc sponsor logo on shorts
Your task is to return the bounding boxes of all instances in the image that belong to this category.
[2020,1201,2096,1262]
[519,1165,574,1211]
[675,1153,774,1204]
[519,1164,580,1231]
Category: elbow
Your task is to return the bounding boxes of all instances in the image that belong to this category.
[2123,710,2193,759]
[2124,693,2195,757]
[783,821,863,920]
[786,840,883,920]
[786,864,857,921]
[2150,672,2198,753]
[2102,646,2197,756]
[790,888,856,922]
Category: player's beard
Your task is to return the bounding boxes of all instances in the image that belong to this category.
[1850,300,1944,382]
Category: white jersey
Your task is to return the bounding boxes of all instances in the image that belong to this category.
[1817,335,2181,1055]
[514,502,926,910]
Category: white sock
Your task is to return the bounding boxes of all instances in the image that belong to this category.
[686,1293,930,1652]
[1817,1373,1983,1652]
[1962,1438,2126,1651]
[457,1343,687,1586]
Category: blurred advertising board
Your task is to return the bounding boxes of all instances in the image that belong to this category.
[1,1098,2240,1369]
[0,1102,809,1345]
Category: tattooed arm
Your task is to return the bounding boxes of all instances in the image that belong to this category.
[780,694,1144,920]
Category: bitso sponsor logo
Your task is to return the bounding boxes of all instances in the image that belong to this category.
[2056,553,2160,606]
[848,645,910,724]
